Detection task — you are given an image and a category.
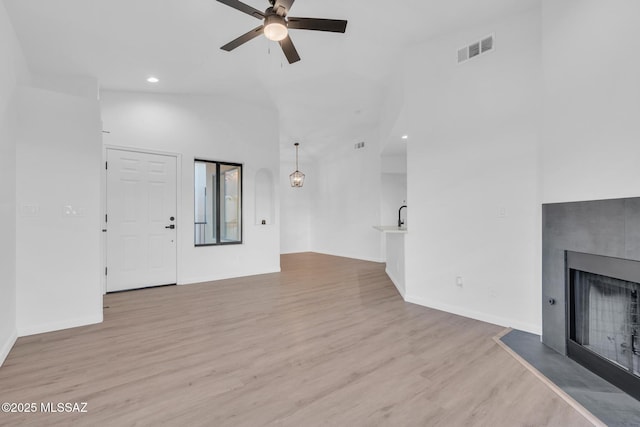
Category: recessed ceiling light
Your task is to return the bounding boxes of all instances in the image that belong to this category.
[147,77,159,83]
[401,135,409,140]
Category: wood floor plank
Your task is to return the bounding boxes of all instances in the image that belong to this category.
[0,253,593,426]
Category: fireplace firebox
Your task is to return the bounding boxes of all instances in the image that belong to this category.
[567,251,640,401]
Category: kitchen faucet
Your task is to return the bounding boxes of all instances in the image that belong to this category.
[398,205,407,228]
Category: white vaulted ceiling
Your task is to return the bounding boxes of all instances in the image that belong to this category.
[3,0,537,156]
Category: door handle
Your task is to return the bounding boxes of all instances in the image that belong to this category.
[165,224,175,229]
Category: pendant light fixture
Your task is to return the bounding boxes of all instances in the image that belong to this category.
[289,142,305,188]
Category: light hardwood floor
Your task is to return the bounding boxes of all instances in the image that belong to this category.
[0,253,592,426]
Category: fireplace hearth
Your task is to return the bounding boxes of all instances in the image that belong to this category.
[567,251,640,401]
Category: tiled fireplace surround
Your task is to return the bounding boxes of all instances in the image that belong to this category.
[542,198,640,353]
[542,197,640,396]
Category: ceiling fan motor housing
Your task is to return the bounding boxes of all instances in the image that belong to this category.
[264,13,286,26]
[266,3,287,18]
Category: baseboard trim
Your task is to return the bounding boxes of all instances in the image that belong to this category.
[404,294,541,335]
[280,249,312,255]
[312,250,385,264]
[179,266,282,286]
[0,329,18,367]
[385,268,405,298]
[18,314,103,337]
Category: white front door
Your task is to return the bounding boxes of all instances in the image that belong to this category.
[106,149,177,292]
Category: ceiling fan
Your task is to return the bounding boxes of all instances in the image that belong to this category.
[217,0,348,64]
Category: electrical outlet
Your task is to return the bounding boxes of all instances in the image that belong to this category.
[63,205,86,217]
[456,276,464,287]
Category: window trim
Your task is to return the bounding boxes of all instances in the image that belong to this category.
[194,158,243,247]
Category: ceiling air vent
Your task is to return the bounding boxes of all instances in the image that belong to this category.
[481,35,494,53]
[457,47,468,63]
[458,34,495,64]
[468,42,480,59]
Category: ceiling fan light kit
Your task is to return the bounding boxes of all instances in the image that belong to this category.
[263,15,288,41]
[217,0,348,64]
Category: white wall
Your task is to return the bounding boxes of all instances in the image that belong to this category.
[380,155,407,229]
[381,155,407,175]
[0,1,30,364]
[255,168,275,226]
[15,87,103,336]
[30,72,99,100]
[404,6,542,333]
[280,134,384,262]
[378,68,406,148]
[381,173,407,228]
[310,138,384,262]
[100,91,280,285]
[385,233,406,297]
[281,139,385,263]
[541,0,640,203]
[280,158,313,254]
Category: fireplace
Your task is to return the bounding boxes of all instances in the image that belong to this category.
[567,251,640,400]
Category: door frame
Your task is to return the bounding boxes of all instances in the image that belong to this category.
[102,145,182,294]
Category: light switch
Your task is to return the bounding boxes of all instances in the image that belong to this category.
[20,204,39,217]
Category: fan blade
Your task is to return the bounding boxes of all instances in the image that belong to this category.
[279,36,301,64]
[274,0,295,16]
[216,0,264,19]
[287,17,347,33]
[221,25,264,51]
